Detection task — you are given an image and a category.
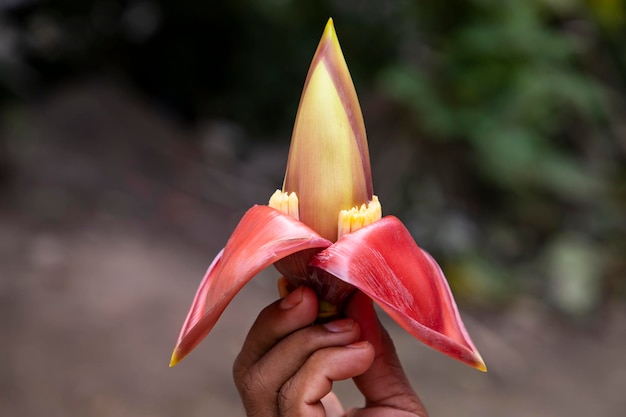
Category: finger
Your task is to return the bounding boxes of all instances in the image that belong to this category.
[253,317,361,388]
[321,392,345,417]
[234,286,366,417]
[233,286,318,417]
[234,286,317,375]
[237,318,362,417]
[278,342,375,416]
[345,291,429,416]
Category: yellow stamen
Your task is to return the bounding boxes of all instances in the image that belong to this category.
[318,300,339,320]
[269,190,299,220]
[337,195,382,239]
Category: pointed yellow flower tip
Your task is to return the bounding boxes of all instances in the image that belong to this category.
[169,349,180,368]
[282,18,373,242]
[172,18,486,373]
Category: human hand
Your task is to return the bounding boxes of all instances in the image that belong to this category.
[232,286,428,416]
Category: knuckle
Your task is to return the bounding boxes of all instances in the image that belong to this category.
[233,364,276,417]
[306,347,327,365]
[233,348,257,379]
[234,360,269,399]
[232,354,246,382]
[277,379,299,416]
[240,364,269,395]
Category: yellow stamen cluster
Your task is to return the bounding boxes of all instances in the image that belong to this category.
[318,300,339,320]
[269,190,300,220]
[337,195,382,239]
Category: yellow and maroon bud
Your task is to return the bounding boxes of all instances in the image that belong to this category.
[171,18,486,373]
[269,18,379,242]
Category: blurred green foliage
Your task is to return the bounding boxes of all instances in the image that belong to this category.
[382,0,605,195]
[1,0,624,314]
[383,0,625,309]
[377,0,626,314]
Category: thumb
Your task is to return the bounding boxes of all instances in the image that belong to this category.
[344,291,428,416]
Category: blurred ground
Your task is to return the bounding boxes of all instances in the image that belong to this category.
[1,80,625,416]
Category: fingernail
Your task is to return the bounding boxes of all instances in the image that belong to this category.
[346,341,369,349]
[279,286,303,310]
[323,318,354,333]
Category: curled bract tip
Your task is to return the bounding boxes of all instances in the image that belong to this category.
[169,350,180,368]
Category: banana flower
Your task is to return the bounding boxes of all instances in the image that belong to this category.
[170,19,486,372]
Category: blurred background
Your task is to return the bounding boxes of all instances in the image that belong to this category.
[1,0,625,416]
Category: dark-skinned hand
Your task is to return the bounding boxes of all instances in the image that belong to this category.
[233,286,429,416]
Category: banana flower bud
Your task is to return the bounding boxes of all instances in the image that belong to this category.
[170,18,486,373]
